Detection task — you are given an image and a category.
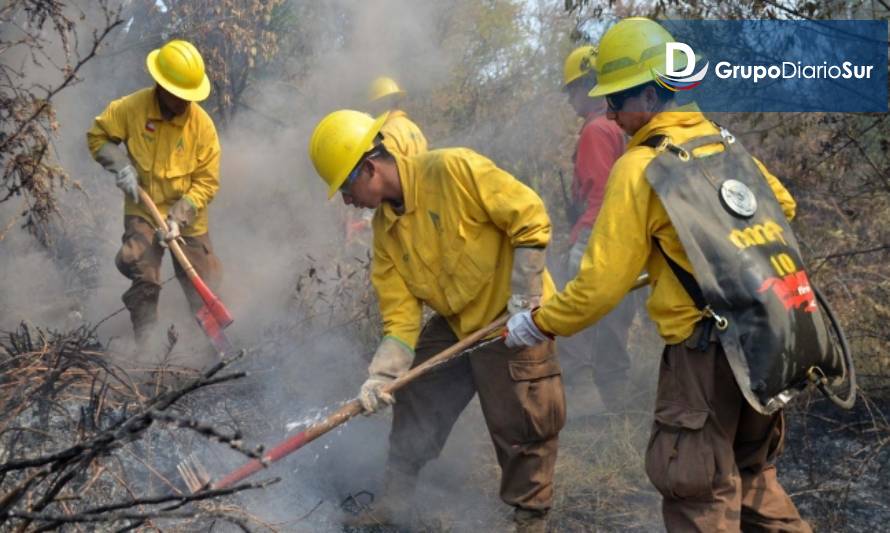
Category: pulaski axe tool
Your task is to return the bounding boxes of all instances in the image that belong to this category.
[178,315,511,492]
[177,273,650,492]
[138,188,234,356]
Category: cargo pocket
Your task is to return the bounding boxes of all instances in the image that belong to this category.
[508,355,566,441]
[645,401,715,501]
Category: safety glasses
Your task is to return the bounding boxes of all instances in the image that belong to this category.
[340,163,363,195]
[606,92,632,112]
[606,85,646,112]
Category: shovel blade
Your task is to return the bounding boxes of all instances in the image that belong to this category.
[196,306,234,356]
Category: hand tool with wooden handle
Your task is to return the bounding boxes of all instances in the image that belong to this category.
[179,274,651,491]
[137,188,234,355]
[179,315,509,491]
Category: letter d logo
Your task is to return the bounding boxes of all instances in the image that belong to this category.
[653,42,708,92]
[666,42,695,77]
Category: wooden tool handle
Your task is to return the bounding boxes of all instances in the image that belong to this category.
[383,314,509,395]
[213,274,651,488]
[137,188,198,282]
[212,315,509,489]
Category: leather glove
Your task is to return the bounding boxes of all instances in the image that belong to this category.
[168,196,197,227]
[507,247,546,315]
[359,337,414,414]
[115,165,140,203]
[156,216,180,248]
[505,310,550,348]
[96,142,139,203]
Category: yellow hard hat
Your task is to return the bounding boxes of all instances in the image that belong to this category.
[308,110,390,198]
[368,76,405,103]
[563,45,597,87]
[590,17,685,97]
[146,39,211,102]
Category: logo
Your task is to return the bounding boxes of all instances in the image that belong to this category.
[145,120,156,132]
[758,270,817,313]
[652,42,709,92]
[428,210,441,232]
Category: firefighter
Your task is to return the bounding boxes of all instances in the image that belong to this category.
[560,44,638,410]
[87,39,222,348]
[343,76,430,249]
[506,18,813,532]
[367,76,429,157]
[309,110,565,532]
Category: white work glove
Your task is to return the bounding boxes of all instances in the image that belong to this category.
[507,247,546,315]
[156,216,180,248]
[505,310,550,348]
[359,337,414,414]
[115,165,140,203]
[157,197,194,247]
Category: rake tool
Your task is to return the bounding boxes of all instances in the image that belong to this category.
[138,188,234,356]
[177,273,651,492]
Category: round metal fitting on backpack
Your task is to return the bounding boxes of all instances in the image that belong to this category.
[720,179,758,218]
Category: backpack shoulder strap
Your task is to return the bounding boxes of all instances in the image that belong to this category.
[653,239,706,310]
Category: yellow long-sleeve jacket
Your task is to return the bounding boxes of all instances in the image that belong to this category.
[372,148,555,348]
[86,87,221,236]
[534,105,796,344]
[380,110,428,158]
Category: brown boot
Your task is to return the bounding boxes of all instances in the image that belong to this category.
[513,508,548,533]
[123,281,161,348]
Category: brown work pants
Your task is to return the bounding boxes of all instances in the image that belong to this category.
[645,323,811,532]
[115,215,222,344]
[388,315,566,513]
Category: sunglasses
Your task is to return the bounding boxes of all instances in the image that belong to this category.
[340,163,363,195]
[605,86,647,112]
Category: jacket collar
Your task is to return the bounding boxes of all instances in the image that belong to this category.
[627,102,703,148]
[379,153,417,231]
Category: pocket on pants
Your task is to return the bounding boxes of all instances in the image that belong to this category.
[508,353,566,441]
[645,401,715,500]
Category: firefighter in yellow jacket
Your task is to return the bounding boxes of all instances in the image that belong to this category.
[86,40,222,347]
[505,18,811,533]
[309,110,565,532]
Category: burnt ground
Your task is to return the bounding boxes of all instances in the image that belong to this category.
[191,321,889,533]
[778,386,890,532]
[192,352,889,532]
[8,315,880,532]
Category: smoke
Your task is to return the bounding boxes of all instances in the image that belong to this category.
[0,1,664,531]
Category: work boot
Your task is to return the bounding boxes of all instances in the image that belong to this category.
[342,467,417,530]
[513,508,548,533]
[123,281,161,349]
